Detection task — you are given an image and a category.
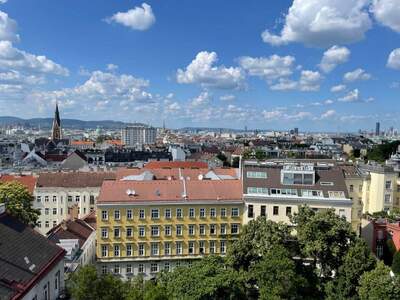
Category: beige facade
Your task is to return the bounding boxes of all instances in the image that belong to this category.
[33,187,99,234]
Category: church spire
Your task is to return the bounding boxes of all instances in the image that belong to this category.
[51,102,62,140]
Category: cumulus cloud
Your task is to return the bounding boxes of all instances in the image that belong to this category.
[190,91,212,107]
[106,63,118,71]
[239,55,295,80]
[371,0,400,33]
[270,70,322,91]
[262,109,313,121]
[343,68,371,82]
[338,88,360,102]
[177,51,245,89]
[330,84,347,92]
[106,3,155,31]
[31,70,153,115]
[261,0,372,47]
[0,41,69,76]
[219,94,235,101]
[320,109,336,119]
[387,48,400,70]
[319,45,350,73]
[0,10,19,42]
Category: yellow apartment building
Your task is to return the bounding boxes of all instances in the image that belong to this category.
[96,179,243,279]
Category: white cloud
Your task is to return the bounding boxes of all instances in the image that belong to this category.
[106,3,155,31]
[190,91,212,107]
[387,48,400,70]
[371,0,400,33]
[0,41,69,76]
[0,1,8,4]
[219,94,235,101]
[262,109,313,121]
[269,70,322,91]
[106,63,118,71]
[298,70,322,91]
[320,109,336,119]
[261,0,372,47]
[330,84,346,92]
[270,78,298,91]
[319,45,350,73]
[239,55,295,80]
[324,99,334,104]
[338,88,360,102]
[31,70,153,115]
[343,68,371,82]
[177,51,245,89]
[0,10,19,42]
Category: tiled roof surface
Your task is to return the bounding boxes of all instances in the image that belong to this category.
[37,172,116,188]
[98,180,242,203]
[0,175,37,194]
[0,213,65,299]
[47,219,94,247]
[116,167,238,181]
[144,161,208,169]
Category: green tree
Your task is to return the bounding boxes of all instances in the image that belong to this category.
[250,245,307,300]
[255,149,267,160]
[231,156,240,168]
[226,216,291,270]
[358,262,400,300]
[392,251,400,275]
[159,256,246,300]
[291,206,356,277]
[68,266,126,300]
[325,239,376,300]
[0,181,39,226]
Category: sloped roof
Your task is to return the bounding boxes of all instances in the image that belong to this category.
[98,179,242,204]
[0,213,65,299]
[0,175,37,194]
[144,161,208,169]
[47,219,94,247]
[37,172,116,188]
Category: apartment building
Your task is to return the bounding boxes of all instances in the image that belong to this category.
[121,124,157,148]
[33,172,115,235]
[242,160,352,224]
[96,179,243,279]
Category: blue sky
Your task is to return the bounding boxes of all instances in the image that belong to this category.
[0,0,399,131]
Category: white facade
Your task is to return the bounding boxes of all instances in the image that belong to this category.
[33,187,100,235]
[21,259,64,300]
[121,125,157,148]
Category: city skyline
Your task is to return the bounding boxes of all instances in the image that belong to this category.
[0,0,399,131]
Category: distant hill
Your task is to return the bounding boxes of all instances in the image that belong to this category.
[0,116,128,129]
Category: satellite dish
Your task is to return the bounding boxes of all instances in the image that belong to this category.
[198,174,203,180]
[126,189,136,196]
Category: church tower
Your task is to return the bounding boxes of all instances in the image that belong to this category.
[51,102,62,140]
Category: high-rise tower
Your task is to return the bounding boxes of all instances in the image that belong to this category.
[51,102,62,140]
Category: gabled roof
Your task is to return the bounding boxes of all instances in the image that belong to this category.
[0,213,65,300]
[47,219,95,248]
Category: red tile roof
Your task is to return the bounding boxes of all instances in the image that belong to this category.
[144,161,208,169]
[0,174,37,194]
[98,180,242,204]
[115,167,238,181]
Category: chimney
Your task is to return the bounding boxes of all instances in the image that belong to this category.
[69,204,79,220]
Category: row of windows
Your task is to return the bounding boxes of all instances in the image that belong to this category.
[101,261,191,275]
[247,205,346,219]
[39,206,91,216]
[101,207,240,221]
[101,223,240,239]
[100,240,228,257]
[36,195,95,204]
[248,205,292,218]
[246,171,267,179]
[37,220,58,228]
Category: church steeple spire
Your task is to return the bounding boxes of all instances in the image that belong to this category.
[51,102,62,140]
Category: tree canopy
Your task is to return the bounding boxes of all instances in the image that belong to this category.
[0,181,39,226]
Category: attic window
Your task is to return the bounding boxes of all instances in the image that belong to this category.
[126,189,136,196]
[320,182,334,186]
